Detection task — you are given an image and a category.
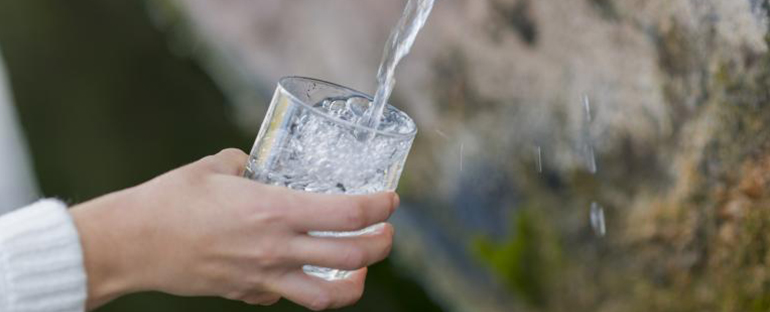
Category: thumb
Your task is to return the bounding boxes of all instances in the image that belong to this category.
[207,148,250,176]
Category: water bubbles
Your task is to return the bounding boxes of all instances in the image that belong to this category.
[378,110,404,133]
[590,202,606,237]
[304,182,330,193]
[329,100,349,119]
[312,95,414,136]
[346,96,371,117]
[314,96,366,123]
[256,95,415,196]
[330,99,346,111]
[314,99,331,109]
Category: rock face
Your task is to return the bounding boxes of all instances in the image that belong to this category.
[150,0,770,310]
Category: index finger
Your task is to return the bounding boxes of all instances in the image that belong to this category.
[283,190,399,232]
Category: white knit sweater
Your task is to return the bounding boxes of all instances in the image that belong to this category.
[0,45,87,312]
[0,199,87,312]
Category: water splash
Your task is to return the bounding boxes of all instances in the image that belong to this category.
[363,0,436,130]
[590,202,606,237]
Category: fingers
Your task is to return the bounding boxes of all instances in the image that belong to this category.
[205,148,249,176]
[286,223,394,270]
[285,191,399,232]
[271,268,367,311]
[242,293,281,306]
[226,166,400,232]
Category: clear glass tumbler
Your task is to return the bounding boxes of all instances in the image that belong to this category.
[244,76,417,280]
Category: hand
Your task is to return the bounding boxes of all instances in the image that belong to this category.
[71,149,399,311]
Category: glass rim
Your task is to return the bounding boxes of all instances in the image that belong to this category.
[278,76,418,139]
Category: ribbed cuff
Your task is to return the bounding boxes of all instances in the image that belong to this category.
[0,199,87,312]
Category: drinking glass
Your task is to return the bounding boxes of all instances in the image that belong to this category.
[244,76,417,280]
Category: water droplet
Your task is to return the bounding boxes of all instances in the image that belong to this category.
[330,100,347,113]
[586,144,597,174]
[434,129,449,139]
[583,95,592,123]
[460,143,465,172]
[315,99,332,108]
[346,96,371,117]
[536,145,543,173]
[590,202,606,237]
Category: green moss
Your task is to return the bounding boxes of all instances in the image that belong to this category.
[751,296,770,312]
[472,207,562,308]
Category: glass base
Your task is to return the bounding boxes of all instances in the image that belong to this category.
[303,265,353,281]
[302,224,383,281]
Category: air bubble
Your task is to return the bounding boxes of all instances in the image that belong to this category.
[347,96,372,117]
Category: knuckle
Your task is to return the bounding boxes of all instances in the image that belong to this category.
[256,242,286,269]
[261,294,281,306]
[241,293,279,306]
[308,293,333,311]
[218,148,247,159]
[345,203,368,229]
[244,273,268,291]
[254,209,285,226]
[342,247,367,269]
[214,149,248,173]
[224,291,248,302]
[258,255,279,269]
[198,155,218,169]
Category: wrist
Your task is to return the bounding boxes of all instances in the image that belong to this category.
[71,188,146,310]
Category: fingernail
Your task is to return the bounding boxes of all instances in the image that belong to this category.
[392,193,400,211]
[373,222,386,232]
[364,223,387,236]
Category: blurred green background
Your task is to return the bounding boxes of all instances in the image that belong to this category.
[0,1,443,311]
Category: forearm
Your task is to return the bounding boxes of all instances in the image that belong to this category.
[61,149,397,310]
[70,188,148,310]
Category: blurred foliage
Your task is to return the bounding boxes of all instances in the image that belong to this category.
[473,207,563,308]
[0,0,442,311]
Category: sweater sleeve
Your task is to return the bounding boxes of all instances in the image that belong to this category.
[0,199,87,312]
